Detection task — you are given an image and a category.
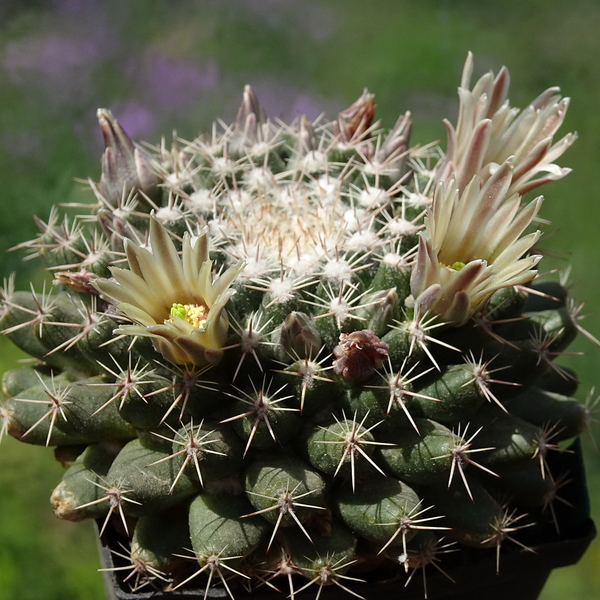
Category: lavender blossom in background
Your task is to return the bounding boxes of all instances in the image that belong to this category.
[2,26,117,110]
[131,53,220,111]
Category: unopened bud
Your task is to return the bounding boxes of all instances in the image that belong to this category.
[366,288,399,337]
[277,311,322,360]
[236,85,266,143]
[335,89,376,144]
[333,329,389,383]
[96,109,161,208]
[53,269,100,295]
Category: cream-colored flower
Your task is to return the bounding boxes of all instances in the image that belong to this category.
[437,52,576,196]
[94,217,243,367]
[410,162,542,326]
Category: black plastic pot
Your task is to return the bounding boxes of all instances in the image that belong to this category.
[97,439,596,600]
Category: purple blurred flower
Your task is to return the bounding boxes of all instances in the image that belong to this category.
[129,53,220,111]
[1,27,117,108]
[4,36,90,77]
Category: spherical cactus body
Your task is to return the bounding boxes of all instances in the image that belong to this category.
[0,53,594,598]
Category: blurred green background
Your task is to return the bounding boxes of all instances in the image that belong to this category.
[1,0,600,598]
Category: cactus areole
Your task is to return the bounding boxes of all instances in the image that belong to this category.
[0,54,596,599]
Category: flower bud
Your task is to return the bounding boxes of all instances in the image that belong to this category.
[95,109,161,208]
[333,329,389,383]
[276,311,322,360]
[335,89,376,144]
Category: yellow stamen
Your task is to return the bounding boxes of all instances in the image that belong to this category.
[168,302,208,329]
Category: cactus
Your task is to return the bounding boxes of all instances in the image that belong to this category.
[0,52,595,598]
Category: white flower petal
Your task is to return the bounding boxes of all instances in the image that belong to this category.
[438,54,574,196]
[116,303,157,327]
[149,216,186,296]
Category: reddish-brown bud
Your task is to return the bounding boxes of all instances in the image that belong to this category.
[53,269,100,295]
[333,329,389,383]
[335,89,376,144]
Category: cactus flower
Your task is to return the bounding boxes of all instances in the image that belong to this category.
[94,217,243,366]
[437,51,576,196]
[410,161,542,325]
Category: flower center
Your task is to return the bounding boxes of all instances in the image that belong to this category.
[169,302,209,329]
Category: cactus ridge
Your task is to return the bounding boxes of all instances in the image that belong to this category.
[0,54,596,597]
